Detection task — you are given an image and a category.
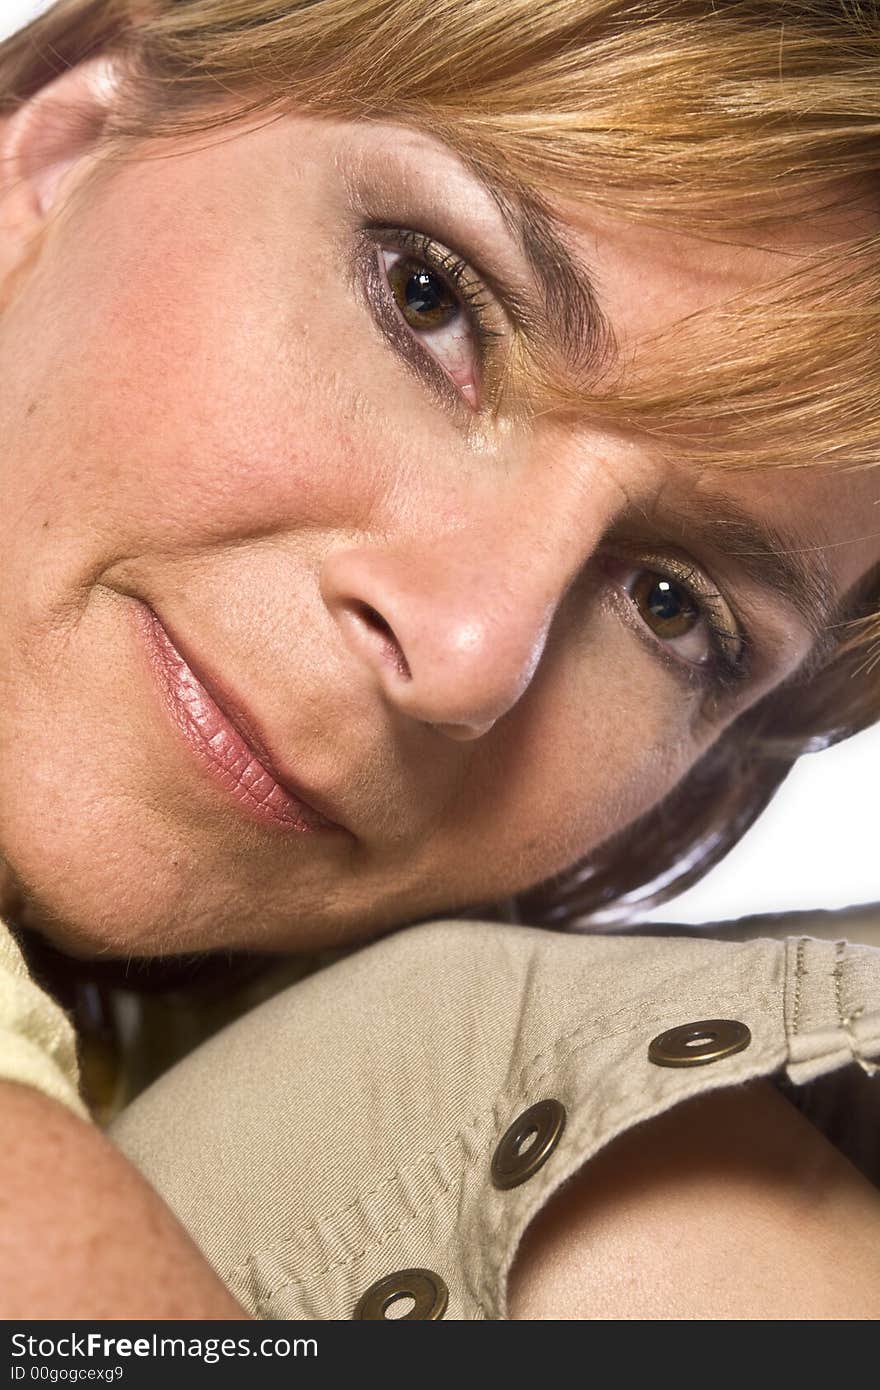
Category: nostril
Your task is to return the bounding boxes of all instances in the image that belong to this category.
[353,601,412,680]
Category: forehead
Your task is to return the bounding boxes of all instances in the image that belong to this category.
[550,185,880,351]
[93,114,880,606]
[683,465,880,610]
[541,190,880,602]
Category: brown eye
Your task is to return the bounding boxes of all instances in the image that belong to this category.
[607,554,746,684]
[386,255,459,331]
[630,571,700,640]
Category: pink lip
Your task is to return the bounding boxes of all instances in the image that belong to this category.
[134,602,346,835]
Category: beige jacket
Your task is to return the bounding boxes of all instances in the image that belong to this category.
[106,915,880,1320]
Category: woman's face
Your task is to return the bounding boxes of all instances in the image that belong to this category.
[0,90,877,956]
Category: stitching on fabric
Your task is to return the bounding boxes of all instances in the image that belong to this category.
[496,984,758,1116]
[833,940,880,1079]
[833,939,845,1028]
[225,1001,723,1288]
[523,996,763,1108]
[484,1068,765,1318]
[254,1041,760,1317]
[227,1130,470,1288]
[227,948,784,1298]
[484,986,782,1309]
[252,1171,461,1315]
[792,937,806,1037]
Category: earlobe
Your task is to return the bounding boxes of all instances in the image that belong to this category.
[0,54,123,236]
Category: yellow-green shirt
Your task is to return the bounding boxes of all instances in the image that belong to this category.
[0,916,87,1119]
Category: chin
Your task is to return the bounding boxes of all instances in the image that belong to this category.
[13,894,201,961]
[9,873,371,962]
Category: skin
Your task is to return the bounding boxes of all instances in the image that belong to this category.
[507,1078,880,1320]
[0,57,878,1318]
[0,1080,247,1319]
[0,63,878,961]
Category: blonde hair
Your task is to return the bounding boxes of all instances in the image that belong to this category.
[1,0,878,924]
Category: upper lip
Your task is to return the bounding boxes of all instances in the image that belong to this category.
[146,603,348,832]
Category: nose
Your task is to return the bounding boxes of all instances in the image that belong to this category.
[321,487,608,740]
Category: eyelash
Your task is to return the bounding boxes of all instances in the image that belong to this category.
[366,225,503,396]
[359,226,754,698]
[607,554,753,695]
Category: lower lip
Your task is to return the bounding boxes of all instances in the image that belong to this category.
[134,603,339,834]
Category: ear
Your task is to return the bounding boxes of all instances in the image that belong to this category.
[0,54,123,245]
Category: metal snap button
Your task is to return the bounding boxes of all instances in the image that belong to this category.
[352,1268,448,1320]
[491,1097,566,1190]
[648,1018,752,1067]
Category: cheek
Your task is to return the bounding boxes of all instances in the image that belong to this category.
[0,129,728,941]
[522,678,691,866]
[0,149,400,616]
[431,616,707,900]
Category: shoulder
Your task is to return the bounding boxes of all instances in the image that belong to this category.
[110,920,880,1319]
[507,1077,880,1320]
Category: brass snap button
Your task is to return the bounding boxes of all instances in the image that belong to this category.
[648,1018,751,1067]
[352,1268,448,1320]
[491,1097,566,1190]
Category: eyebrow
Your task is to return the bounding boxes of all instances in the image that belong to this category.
[666,490,842,647]
[456,153,618,378]
[464,181,842,624]
[422,149,865,649]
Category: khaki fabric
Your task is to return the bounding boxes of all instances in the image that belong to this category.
[0,915,87,1120]
[109,918,880,1320]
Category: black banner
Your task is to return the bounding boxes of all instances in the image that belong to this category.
[4,1324,322,1387]
[2,1321,515,1385]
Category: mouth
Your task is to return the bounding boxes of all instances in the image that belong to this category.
[133,600,347,836]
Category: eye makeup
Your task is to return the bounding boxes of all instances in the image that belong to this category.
[354,222,511,414]
[338,156,794,708]
[600,547,754,696]
[351,217,757,700]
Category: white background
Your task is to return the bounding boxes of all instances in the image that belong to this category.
[1,2,51,39]
[644,720,879,923]
[2,0,877,924]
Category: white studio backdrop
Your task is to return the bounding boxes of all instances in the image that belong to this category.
[645,718,880,924]
[1,2,52,40]
[1,0,877,923]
